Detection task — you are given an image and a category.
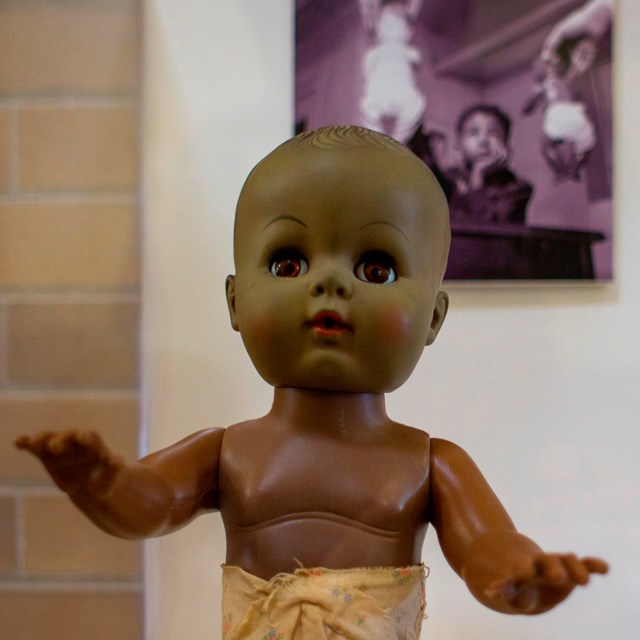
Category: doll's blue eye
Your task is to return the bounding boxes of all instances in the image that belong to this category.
[270,250,309,278]
[355,253,396,284]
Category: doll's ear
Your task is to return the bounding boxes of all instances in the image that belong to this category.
[426,290,448,346]
[225,275,239,331]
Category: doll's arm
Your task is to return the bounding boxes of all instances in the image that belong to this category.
[429,438,608,614]
[16,428,224,539]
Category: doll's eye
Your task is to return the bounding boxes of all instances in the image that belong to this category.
[270,250,309,278]
[355,252,397,284]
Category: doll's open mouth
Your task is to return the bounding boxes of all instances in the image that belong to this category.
[307,311,351,337]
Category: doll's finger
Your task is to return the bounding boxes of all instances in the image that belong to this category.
[76,430,107,456]
[535,554,570,586]
[49,430,100,457]
[47,431,82,455]
[583,557,609,575]
[561,554,590,585]
[14,434,35,450]
[15,431,56,455]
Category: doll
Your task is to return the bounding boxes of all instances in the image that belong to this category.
[358,0,426,144]
[523,0,608,183]
[17,126,607,639]
[523,41,597,183]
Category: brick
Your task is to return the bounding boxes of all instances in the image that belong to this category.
[0,202,139,289]
[8,302,139,387]
[23,494,140,576]
[18,106,139,191]
[0,0,139,96]
[0,109,10,189]
[0,395,140,485]
[0,496,17,572]
[0,589,142,640]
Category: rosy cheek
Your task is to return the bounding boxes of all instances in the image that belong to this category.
[378,308,412,346]
[246,310,275,342]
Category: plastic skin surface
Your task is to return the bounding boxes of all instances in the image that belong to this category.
[16,126,607,618]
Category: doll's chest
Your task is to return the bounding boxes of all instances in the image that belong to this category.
[218,427,431,533]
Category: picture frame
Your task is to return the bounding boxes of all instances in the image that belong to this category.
[295,0,613,281]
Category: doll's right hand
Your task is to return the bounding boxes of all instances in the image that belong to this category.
[15,430,124,497]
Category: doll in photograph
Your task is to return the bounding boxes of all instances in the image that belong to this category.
[358,0,426,144]
[17,126,607,639]
[523,0,613,181]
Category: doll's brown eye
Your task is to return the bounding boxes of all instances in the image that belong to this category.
[355,253,397,284]
[270,251,309,278]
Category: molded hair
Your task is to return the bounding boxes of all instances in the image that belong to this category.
[456,104,512,142]
[279,125,419,159]
[238,125,428,202]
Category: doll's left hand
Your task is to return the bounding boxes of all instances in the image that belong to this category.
[484,552,609,614]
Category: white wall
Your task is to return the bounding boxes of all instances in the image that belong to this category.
[142,1,640,638]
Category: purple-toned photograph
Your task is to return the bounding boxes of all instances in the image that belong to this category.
[295,0,613,281]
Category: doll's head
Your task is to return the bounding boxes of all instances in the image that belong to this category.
[226,126,450,394]
[377,3,414,44]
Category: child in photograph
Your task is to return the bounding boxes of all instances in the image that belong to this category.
[448,104,533,224]
[16,126,605,639]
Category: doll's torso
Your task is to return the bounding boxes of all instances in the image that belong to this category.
[218,415,431,580]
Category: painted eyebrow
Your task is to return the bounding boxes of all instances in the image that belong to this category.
[358,220,409,243]
[262,215,308,232]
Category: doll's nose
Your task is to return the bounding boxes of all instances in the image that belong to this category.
[308,266,353,299]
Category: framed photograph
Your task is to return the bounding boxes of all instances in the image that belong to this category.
[295,0,613,281]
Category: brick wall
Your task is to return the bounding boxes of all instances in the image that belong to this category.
[0,1,143,638]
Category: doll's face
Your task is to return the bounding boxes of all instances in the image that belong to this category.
[227,143,449,394]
